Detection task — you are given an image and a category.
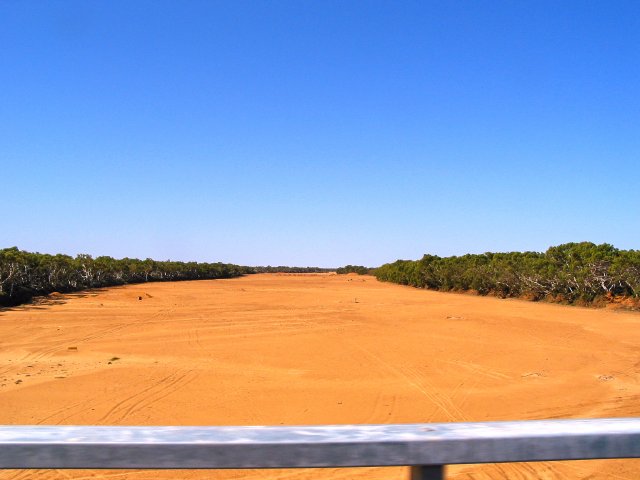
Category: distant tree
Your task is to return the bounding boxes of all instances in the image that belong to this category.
[251,266,333,273]
[336,265,370,275]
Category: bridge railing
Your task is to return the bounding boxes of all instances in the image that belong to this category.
[2,418,640,479]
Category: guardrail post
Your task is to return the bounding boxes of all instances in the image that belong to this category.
[410,465,445,480]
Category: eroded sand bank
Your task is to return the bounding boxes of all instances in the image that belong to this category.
[1,273,639,479]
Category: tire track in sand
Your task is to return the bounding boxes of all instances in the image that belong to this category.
[99,367,198,424]
[343,340,459,422]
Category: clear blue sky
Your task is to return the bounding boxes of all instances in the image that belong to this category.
[2,1,639,267]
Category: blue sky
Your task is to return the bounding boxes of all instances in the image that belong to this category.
[2,1,639,267]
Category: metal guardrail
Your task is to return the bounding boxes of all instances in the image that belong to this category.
[2,418,640,479]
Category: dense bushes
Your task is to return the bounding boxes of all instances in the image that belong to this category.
[336,265,371,275]
[375,242,640,308]
[0,247,252,307]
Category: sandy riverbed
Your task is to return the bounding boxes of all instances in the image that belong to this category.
[1,273,639,479]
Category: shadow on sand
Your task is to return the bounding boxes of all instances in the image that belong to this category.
[0,290,108,316]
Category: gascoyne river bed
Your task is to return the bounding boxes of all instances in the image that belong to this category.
[1,273,640,479]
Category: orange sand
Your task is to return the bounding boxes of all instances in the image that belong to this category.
[1,273,640,479]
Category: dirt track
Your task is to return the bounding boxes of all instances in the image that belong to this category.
[1,273,640,479]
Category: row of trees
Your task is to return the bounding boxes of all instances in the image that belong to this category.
[251,266,334,273]
[375,242,640,307]
[0,247,252,307]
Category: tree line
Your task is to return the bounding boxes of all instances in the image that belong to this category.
[374,242,640,308]
[5,242,639,309]
[336,265,371,275]
[251,266,334,273]
[0,247,252,307]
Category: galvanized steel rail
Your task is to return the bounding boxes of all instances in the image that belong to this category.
[2,418,640,479]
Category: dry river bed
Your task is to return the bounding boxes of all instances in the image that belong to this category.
[1,273,640,479]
